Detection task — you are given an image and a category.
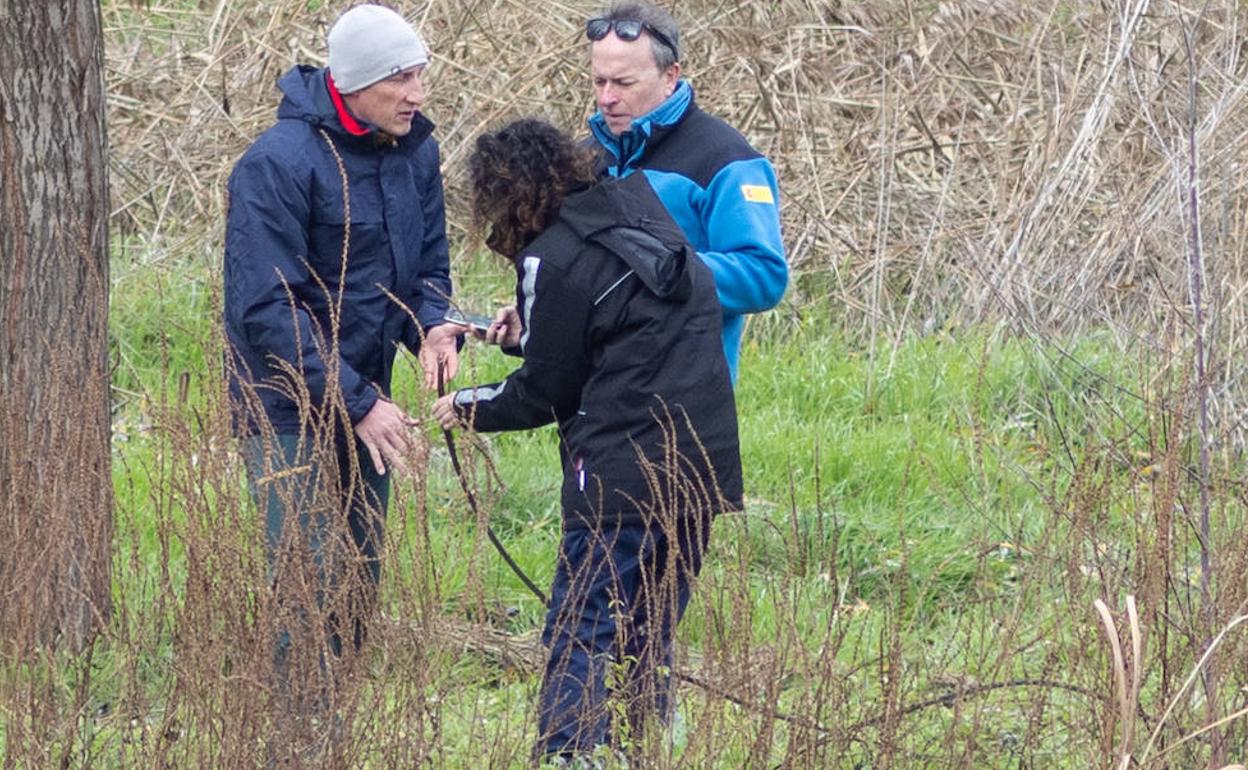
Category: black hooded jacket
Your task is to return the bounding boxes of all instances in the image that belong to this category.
[452,173,743,529]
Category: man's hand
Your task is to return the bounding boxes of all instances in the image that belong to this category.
[355,398,418,475]
[419,322,462,389]
[431,393,463,431]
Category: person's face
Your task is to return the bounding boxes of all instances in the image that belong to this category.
[591,33,679,136]
[343,65,426,136]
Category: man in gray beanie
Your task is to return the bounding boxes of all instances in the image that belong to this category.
[327,3,431,134]
[223,3,461,749]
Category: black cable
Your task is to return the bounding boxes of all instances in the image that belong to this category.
[438,363,548,606]
[436,365,832,733]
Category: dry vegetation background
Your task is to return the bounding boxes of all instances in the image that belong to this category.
[12,0,1248,768]
[107,0,1248,341]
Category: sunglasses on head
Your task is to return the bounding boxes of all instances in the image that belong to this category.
[586,17,679,62]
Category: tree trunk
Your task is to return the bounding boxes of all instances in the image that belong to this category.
[0,0,112,655]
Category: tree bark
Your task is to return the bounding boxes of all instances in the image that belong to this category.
[0,0,112,655]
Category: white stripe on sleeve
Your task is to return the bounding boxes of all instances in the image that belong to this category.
[454,381,508,406]
[519,256,541,354]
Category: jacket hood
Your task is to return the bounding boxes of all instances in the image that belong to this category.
[559,174,693,301]
[276,66,338,126]
[274,65,433,143]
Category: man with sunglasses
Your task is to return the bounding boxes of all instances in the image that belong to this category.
[586,2,788,384]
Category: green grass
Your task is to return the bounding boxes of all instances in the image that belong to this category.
[109,237,219,404]
[80,242,1247,768]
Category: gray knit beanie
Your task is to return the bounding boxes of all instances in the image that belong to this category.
[328,5,429,94]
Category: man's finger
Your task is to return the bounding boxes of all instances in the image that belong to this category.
[376,430,412,474]
[364,440,386,476]
[380,422,411,452]
[382,444,408,475]
[421,353,437,388]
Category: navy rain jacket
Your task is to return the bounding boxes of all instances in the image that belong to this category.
[451,174,743,529]
[224,65,451,434]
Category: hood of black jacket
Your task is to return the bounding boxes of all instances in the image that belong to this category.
[558,174,694,301]
[274,65,434,145]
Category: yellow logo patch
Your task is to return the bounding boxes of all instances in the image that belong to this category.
[741,184,775,204]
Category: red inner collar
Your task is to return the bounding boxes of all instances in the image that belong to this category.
[326,73,370,136]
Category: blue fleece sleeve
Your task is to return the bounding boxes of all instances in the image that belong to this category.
[697,156,788,315]
[224,152,378,423]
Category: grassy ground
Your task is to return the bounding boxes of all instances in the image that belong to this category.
[76,241,1241,769]
[24,0,1248,759]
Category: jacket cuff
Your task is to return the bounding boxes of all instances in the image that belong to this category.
[347,387,380,426]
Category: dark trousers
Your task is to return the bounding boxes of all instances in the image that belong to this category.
[536,514,711,758]
[243,433,389,673]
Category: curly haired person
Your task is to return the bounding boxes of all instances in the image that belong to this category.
[433,119,742,765]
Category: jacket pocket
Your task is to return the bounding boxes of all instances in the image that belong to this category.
[307,219,391,289]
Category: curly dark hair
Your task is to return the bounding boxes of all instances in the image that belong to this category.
[469,118,600,259]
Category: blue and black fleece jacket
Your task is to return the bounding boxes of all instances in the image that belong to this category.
[588,81,788,382]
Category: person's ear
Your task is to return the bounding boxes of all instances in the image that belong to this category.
[663,62,681,94]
